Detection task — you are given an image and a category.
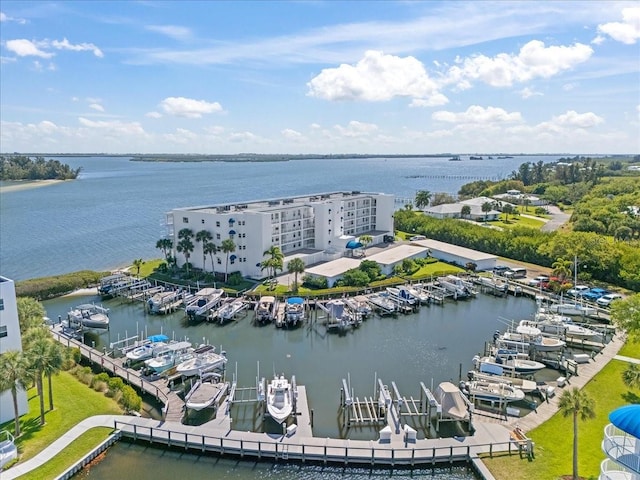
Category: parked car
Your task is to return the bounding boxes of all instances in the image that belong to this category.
[493,265,511,276]
[567,285,590,297]
[528,275,550,287]
[596,293,623,307]
[582,288,609,302]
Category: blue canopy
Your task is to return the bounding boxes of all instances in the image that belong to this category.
[609,405,640,438]
[148,334,169,343]
[287,297,304,305]
[229,229,237,235]
[346,240,363,249]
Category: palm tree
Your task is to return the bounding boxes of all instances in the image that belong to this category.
[502,203,514,222]
[155,238,173,263]
[359,234,373,256]
[558,387,596,480]
[220,238,236,282]
[414,190,432,209]
[195,230,213,271]
[0,350,30,437]
[27,335,54,425]
[622,363,640,390]
[263,246,284,281]
[287,257,306,293]
[481,202,493,222]
[132,258,144,276]
[203,241,218,276]
[460,205,471,219]
[17,297,46,334]
[44,342,65,411]
[552,258,573,283]
[176,228,194,273]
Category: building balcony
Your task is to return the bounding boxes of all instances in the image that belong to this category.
[600,458,638,480]
[602,424,640,477]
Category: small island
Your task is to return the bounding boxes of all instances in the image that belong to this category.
[0,155,82,181]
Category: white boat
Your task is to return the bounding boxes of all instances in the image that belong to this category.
[477,276,508,293]
[184,373,228,411]
[217,298,247,324]
[467,370,538,393]
[147,290,182,314]
[365,292,396,314]
[125,334,169,362]
[343,295,373,317]
[548,302,597,317]
[386,286,417,305]
[185,288,225,321]
[144,341,193,374]
[284,297,305,327]
[526,313,599,340]
[437,276,471,299]
[475,352,546,375]
[255,295,278,323]
[266,374,294,424]
[175,349,228,377]
[462,380,525,403]
[403,285,431,304]
[320,299,360,331]
[434,382,472,421]
[497,324,566,352]
[67,303,110,329]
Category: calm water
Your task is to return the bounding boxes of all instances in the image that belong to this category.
[0,155,561,280]
[6,155,559,479]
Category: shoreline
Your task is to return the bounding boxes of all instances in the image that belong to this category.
[0,179,66,193]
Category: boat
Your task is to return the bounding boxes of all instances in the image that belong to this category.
[474,352,546,375]
[467,370,538,393]
[175,348,228,377]
[266,374,294,424]
[284,297,305,327]
[403,285,431,304]
[67,303,110,329]
[365,292,396,315]
[448,155,461,161]
[144,341,193,374]
[185,288,225,321]
[184,373,228,411]
[461,380,525,403]
[497,324,566,352]
[476,276,508,293]
[434,382,472,421]
[97,273,130,298]
[469,156,483,160]
[320,299,360,331]
[386,286,417,306]
[343,295,373,318]
[438,276,472,299]
[548,302,597,317]
[525,313,599,340]
[255,295,278,323]
[217,298,247,324]
[125,334,169,362]
[147,290,182,314]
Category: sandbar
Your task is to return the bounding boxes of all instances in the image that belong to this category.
[0,179,66,193]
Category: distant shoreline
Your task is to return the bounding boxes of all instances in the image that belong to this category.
[0,179,66,193]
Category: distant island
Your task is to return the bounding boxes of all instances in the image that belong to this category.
[128,153,467,163]
[0,155,81,180]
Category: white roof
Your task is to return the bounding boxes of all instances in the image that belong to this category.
[410,239,497,262]
[305,257,362,278]
[366,244,428,265]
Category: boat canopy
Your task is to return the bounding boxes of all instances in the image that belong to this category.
[148,334,169,343]
[287,297,304,305]
[609,405,640,438]
[345,240,363,249]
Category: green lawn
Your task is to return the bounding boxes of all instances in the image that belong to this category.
[493,214,546,230]
[482,342,640,480]
[1,371,123,466]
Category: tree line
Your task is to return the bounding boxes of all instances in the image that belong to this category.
[0,155,82,180]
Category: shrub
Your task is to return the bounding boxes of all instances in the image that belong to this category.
[227,272,243,286]
[93,380,108,392]
[107,377,125,395]
[92,372,109,387]
[302,275,328,290]
[119,385,142,412]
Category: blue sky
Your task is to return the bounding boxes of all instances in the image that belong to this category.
[1,1,639,155]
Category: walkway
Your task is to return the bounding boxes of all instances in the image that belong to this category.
[540,205,571,232]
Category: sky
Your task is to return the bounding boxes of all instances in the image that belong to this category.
[1,1,639,155]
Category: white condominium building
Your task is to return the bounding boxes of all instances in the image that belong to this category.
[165,191,394,279]
[0,276,29,424]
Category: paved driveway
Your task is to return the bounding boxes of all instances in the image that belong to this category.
[541,205,571,232]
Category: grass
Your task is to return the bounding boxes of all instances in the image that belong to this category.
[493,214,546,230]
[18,427,114,480]
[1,370,123,465]
[482,341,640,480]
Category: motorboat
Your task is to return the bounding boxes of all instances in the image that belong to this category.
[343,295,373,318]
[475,352,546,375]
[266,374,294,424]
[548,302,597,317]
[67,303,110,329]
[525,313,599,340]
[320,299,360,331]
[217,298,247,324]
[434,381,472,421]
[125,334,169,362]
[255,295,278,323]
[144,341,193,374]
[365,292,396,314]
[185,288,225,321]
[175,348,228,377]
[147,290,182,314]
[184,373,228,411]
[386,286,417,305]
[403,285,431,304]
[497,324,565,352]
[467,370,538,393]
[284,297,305,327]
[461,380,525,403]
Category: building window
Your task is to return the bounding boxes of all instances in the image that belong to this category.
[182,217,189,223]
[201,219,205,224]
[216,221,220,227]
[0,298,3,311]
[0,325,7,338]
[217,258,222,264]
[216,233,221,240]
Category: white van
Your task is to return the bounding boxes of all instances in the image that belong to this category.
[504,267,527,279]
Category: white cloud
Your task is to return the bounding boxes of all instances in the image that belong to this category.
[281,128,303,140]
[145,111,162,119]
[409,94,449,108]
[591,35,606,45]
[0,11,26,24]
[333,120,378,137]
[146,25,192,41]
[89,103,104,112]
[6,39,53,58]
[51,38,103,57]
[229,131,261,143]
[598,7,640,44]
[445,40,593,88]
[307,50,443,105]
[204,125,225,135]
[563,82,578,92]
[159,96,223,118]
[432,105,522,124]
[548,110,604,128]
[78,117,145,135]
[519,87,543,99]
